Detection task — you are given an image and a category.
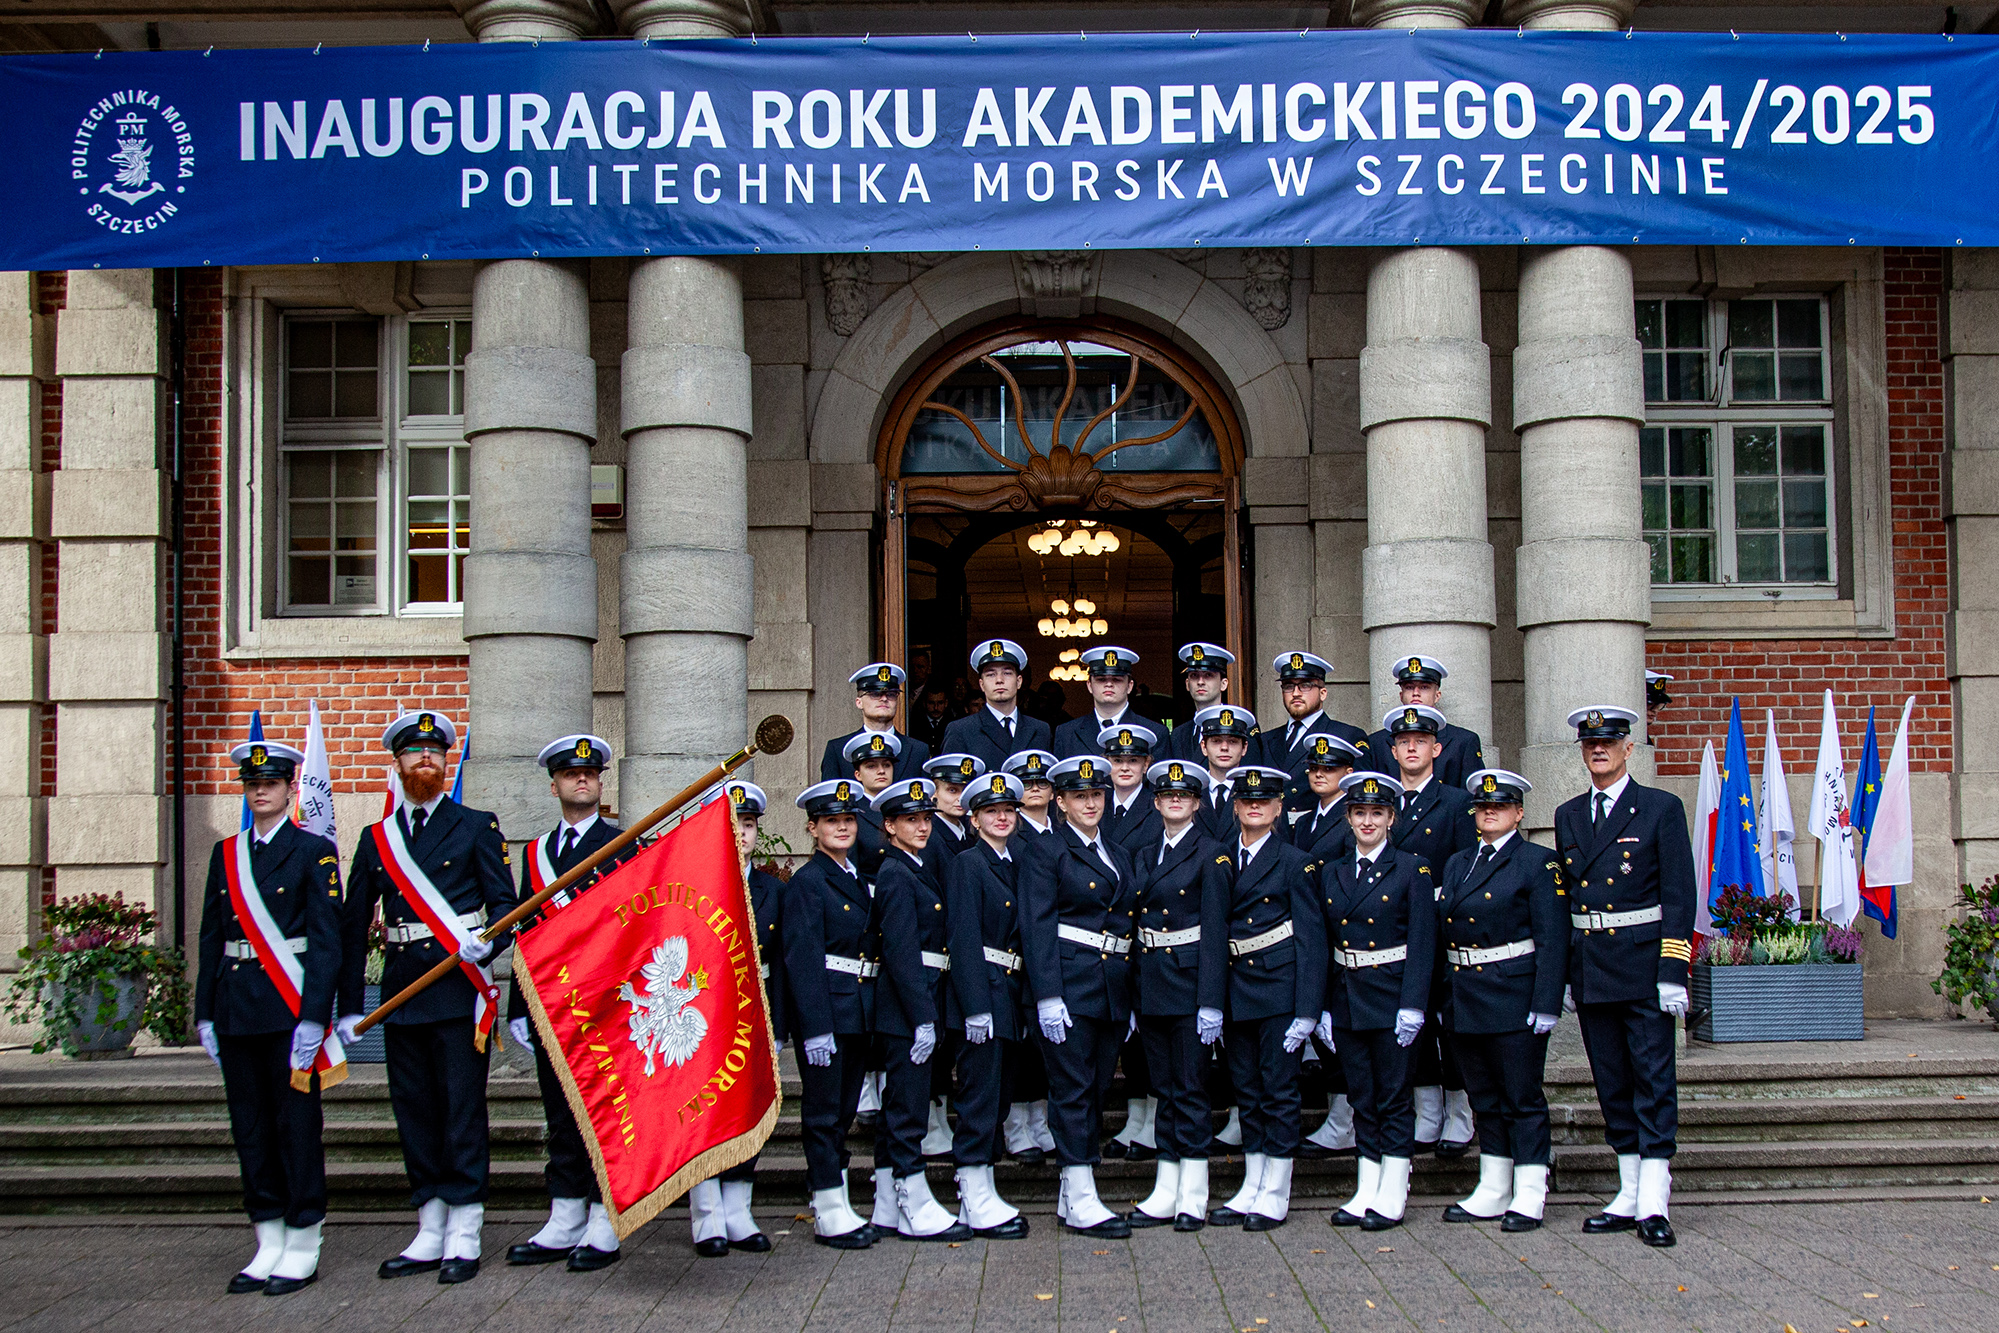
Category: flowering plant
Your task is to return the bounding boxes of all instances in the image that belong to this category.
[1695,888,1863,966]
[4,894,190,1055]
[1933,875,1999,1013]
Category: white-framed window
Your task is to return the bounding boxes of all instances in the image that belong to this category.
[279,312,471,615]
[1636,295,1836,598]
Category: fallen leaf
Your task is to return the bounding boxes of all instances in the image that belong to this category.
[1092,1250,1110,1256]
[1542,1283,1552,1290]
[1862,1293,1879,1299]
[1783,1325,1800,1333]
[1366,1300,1376,1309]
[1036,1294,1054,1301]
[1377,1246,1394,1253]
[1956,1094,1968,1101]
[1853,1321,1869,1328]
[1257,1321,1270,1326]
[1948,1265,1959,1270]
[948,1242,962,1249]
[1677,1286,1687,1293]
[1310,1249,1326,1255]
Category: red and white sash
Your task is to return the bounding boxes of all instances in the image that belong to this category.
[525,830,568,910]
[370,812,502,1052]
[221,831,347,1084]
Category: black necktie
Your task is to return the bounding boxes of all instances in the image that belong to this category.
[1593,791,1608,829]
[1237,846,1248,874]
[1286,720,1300,750]
[560,827,577,860]
[1472,844,1494,879]
[1403,790,1418,813]
[409,807,427,841]
[1004,715,1015,740]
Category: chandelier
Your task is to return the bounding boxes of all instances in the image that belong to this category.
[1037,598,1107,639]
[1026,519,1120,558]
[1050,649,1088,682]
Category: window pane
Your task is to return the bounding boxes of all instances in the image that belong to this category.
[333,369,378,418]
[1647,533,1669,582]
[408,447,450,496]
[407,500,450,549]
[1664,300,1707,348]
[1732,352,1776,401]
[334,451,376,495]
[1668,427,1711,478]
[1737,532,1780,583]
[290,556,330,604]
[1637,300,1663,349]
[333,556,376,607]
[1783,479,1827,528]
[1736,478,1780,529]
[1639,426,1667,477]
[1784,532,1830,582]
[1670,482,1710,530]
[1776,299,1822,349]
[1782,425,1826,475]
[288,503,329,546]
[334,321,378,368]
[1671,535,1714,583]
[450,444,468,493]
[1642,481,1668,530]
[1779,352,1824,401]
[288,452,331,499]
[406,371,450,416]
[287,371,332,420]
[1729,299,1774,348]
[288,321,332,369]
[408,553,452,604]
[335,500,377,547]
[1643,355,1663,403]
[408,322,451,367]
[1665,351,1706,401]
[1734,425,1777,475]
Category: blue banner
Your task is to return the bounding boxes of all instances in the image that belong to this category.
[5,29,1996,269]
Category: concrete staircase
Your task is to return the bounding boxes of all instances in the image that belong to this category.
[3,1020,1997,1213]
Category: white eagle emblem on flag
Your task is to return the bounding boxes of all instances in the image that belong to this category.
[618,937,708,1075]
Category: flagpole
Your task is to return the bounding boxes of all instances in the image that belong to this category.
[352,715,795,1037]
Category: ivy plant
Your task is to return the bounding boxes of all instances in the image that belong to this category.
[1934,874,1999,1013]
[5,894,191,1056]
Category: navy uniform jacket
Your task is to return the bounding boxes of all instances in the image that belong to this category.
[339,800,515,1027]
[1256,713,1376,812]
[939,708,1055,776]
[748,866,788,1045]
[1221,836,1327,1025]
[1104,791,1161,854]
[1555,780,1698,1004]
[197,822,344,1035]
[1437,835,1570,1035]
[1010,814,1060,851]
[1130,830,1229,1017]
[819,728,931,783]
[507,817,631,1023]
[1194,784,1239,844]
[1363,723,1485,788]
[929,815,973,863]
[1391,778,1479,885]
[1163,721,1210,765]
[780,850,877,1040]
[873,849,948,1038]
[1052,709,1165,762]
[1316,846,1436,1031]
[946,841,1028,1040]
[1293,798,1356,864]
[1019,824,1139,1026]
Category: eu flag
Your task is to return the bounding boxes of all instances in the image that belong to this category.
[1712,698,1765,914]
[238,708,264,831]
[1852,706,1896,937]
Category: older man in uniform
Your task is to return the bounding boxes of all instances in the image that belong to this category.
[1556,706,1697,1248]
[1364,656,1485,787]
[1166,642,1236,763]
[337,710,514,1284]
[196,738,344,1296]
[942,640,1054,775]
[1258,651,1374,812]
[822,662,931,782]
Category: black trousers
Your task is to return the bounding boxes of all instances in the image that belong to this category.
[795,1033,868,1190]
[218,1031,327,1227]
[1012,1035,1049,1103]
[1332,1025,1415,1160]
[1411,1025,1467,1093]
[931,1031,959,1100]
[532,1037,598,1203]
[1117,1029,1151,1101]
[873,1035,934,1177]
[1036,1016,1121,1167]
[384,1016,491,1207]
[1578,1000,1678,1158]
[1137,1013,1210,1160]
[952,1035,1017,1166]
[1225,1016,1303,1159]
[1454,1028,1552,1165]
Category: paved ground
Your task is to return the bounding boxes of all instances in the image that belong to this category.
[2,1198,1995,1332]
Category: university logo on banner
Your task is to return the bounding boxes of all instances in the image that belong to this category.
[70,90,195,237]
[513,796,778,1234]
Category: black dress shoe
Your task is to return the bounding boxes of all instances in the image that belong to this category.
[1101,1139,1129,1159]
[568,1245,621,1271]
[1010,1146,1046,1165]
[1637,1215,1676,1248]
[904,1221,974,1243]
[1126,1207,1175,1228]
[1361,1211,1404,1232]
[264,1271,317,1296]
[506,1241,573,1266]
[1065,1214,1131,1239]
[1435,1139,1473,1160]
[1243,1212,1287,1233]
[1582,1211,1638,1234]
[730,1232,773,1253]
[1442,1204,1502,1224]
[1206,1205,1247,1227]
[693,1237,730,1259]
[378,1255,442,1280]
[227,1272,268,1295]
[1124,1143,1158,1163]
[438,1257,480,1284]
[1173,1213,1206,1233]
[1501,1212,1543,1233]
[1330,1209,1367,1228]
[857,1222,881,1245]
[855,1110,881,1129]
[1412,1139,1439,1156]
[973,1215,1029,1239]
[814,1226,875,1250]
[1297,1142,1334,1161]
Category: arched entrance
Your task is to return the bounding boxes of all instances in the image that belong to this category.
[876,316,1248,732]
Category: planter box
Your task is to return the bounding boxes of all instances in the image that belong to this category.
[1692,963,1864,1042]
[348,984,387,1064]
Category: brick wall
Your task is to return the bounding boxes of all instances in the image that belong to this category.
[1646,247,1951,777]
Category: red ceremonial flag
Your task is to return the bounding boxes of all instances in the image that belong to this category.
[514,795,779,1235]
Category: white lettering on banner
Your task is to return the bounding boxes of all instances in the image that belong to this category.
[75,90,193,237]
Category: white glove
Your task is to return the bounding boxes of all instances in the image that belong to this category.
[965,1012,993,1045]
[1658,982,1690,1017]
[1394,1007,1426,1048]
[289,1020,326,1071]
[1283,1017,1314,1053]
[197,1019,220,1066]
[509,1017,533,1049]
[1036,997,1072,1044]
[1196,1007,1224,1045]
[458,934,495,965]
[335,1013,364,1046]
[1128,1012,1138,1040]
[803,1033,837,1067]
[1315,1011,1334,1049]
[911,1023,936,1065]
[1562,985,1576,1014]
[1528,1012,1558,1036]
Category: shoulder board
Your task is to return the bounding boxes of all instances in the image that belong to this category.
[489,819,501,831]
[1215,855,1231,865]
[319,855,337,866]
[1355,738,1369,749]
[1417,865,1431,875]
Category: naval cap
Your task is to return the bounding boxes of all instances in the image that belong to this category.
[923,753,987,785]
[1177,641,1236,672]
[1645,670,1675,707]
[1568,705,1639,740]
[969,638,1029,672]
[1341,771,1405,807]
[1383,704,1448,737]
[1049,755,1113,792]
[723,780,768,817]
[1465,768,1531,805]
[383,709,457,754]
[849,662,907,694]
[232,739,304,781]
[1079,644,1138,677]
[1097,722,1158,757]
[796,778,871,818]
[967,771,1026,811]
[1304,733,1364,768]
[1193,704,1256,739]
[1145,759,1211,794]
[537,733,612,773]
[842,729,905,763]
[1273,649,1332,682]
[1392,654,1449,685]
[872,777,938,817]
[1002,749,1057,783]
[1226,765,1290,801]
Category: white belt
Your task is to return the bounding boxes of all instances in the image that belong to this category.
[982,946,1021,971]
[1058,924,1131,956]
[758,963,769,980]
[1447,939,1537,966]
[1229,920,1294,957]
[225,937,305,960]
[1140,925,1202,948]
[921,950,951,972]
[385,911,484,945]
[1333,944,1406,968]
[824,953,881,978]
[1571,907,1663,931]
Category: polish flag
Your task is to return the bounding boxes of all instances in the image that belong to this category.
[1692,740,1720,936]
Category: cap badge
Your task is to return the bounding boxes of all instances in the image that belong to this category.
[911,781,926,800]
[990,775,1007,794]
[1289,653,1304,670]
[878,665,893,682]
[1483,775,1498,793]
[959,759,975,777]
[417,712,435,732]
[1104,651,1119,668]
[1245,772,1262,788]
[1078,760,1094,780]
[1362,779,1381,799]
[1190,645,1205,662]
[729,784,746,802]
[1220,709,1235,728]
[834,781,852,802]
[1405,708,1419,727]
[1586,709,1605,728]
[249,745,267,766]
[870,736,887,753]
[1312,738,1327,756]
[989,641,1003,657]
[1027,756,1043,773]
[1408,656,1422,674]
[1118,729,1133,746]
[1168,763,1184,782]
[575,739,592,758]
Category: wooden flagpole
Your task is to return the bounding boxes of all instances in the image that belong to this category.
[352,714,795,1036]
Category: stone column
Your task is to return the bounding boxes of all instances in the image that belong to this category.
[453,0,600,838]
[0,275,47,961]
[51,271,164,907]
[1504,0,1651,837]
[1947,250,1999,893]
[613,0,758,815]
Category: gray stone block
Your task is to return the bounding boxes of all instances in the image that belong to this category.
[1310,454,1365,521]
[810,461,877,516]
[56,542,158,633]
[0,634,49,703]
[47,794,163,865]
[1360,539,1497,629]
[0,796,44,866]
[748,617,814,693]
[48,632,161,701]
[54,306,160,379]
[0,471,45,542]
[1949,289,1999,356]
[1515,537,1650,629]
[1512,334,1645,429]
[748,459,812,529]
[55,702,159,796]
[1241,456,1307,508]
[463,345,598,441]
[59,378,159,472]
[748,362,806,461]
[620,343,754,436]
[745,298,810,365]
[1951,447,1999,518]
[50,469,158,540]
[619,546,754,638]
[1309,359,1363,454]
[460,550,600,640]
[0,381,36,477]
[1358,338,1492,428]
